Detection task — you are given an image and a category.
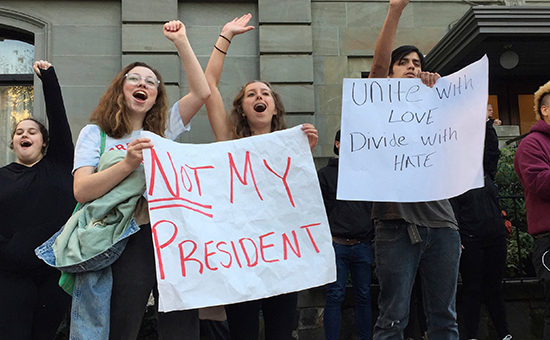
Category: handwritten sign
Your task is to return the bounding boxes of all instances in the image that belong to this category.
[338,56,488,202]
[142,126,336,312]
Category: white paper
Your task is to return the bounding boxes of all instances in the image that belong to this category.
[338,56,489,202]
[142,126,336,311]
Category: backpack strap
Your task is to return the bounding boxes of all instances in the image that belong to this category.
[100,129,106,155]
[63,128,109,294]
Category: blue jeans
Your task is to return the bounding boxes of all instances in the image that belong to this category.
[324,241,373,340]
[373,221,460,340]
[35,219,139,340]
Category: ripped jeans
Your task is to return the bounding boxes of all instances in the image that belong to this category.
[373,220,460,340]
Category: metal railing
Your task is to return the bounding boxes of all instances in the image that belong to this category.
[498,194,535,280]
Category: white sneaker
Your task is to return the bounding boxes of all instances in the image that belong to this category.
[503,335,512,340]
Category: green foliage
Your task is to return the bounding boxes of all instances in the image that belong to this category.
[506,226,534,277]
[496,145,525,198]
[496,145,534,277]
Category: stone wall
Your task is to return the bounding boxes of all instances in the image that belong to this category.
[4,0,541,160]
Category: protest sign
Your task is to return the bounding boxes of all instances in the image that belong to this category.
[338,55,488,202]
[142,126,335,312]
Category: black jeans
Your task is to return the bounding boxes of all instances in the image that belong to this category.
[0,270,71,340]
[109,223,199,340]
[459,233,509,339]
[533,236,550,340]
[225,292,298,340]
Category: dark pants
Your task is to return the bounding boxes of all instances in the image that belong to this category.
[109,223,199,340]
[404,274,427,339]
[533,236,550,340]
[460,233,509,339]
[324,241,373,340]
[225,292,298,340]
[200,319,231,340]
[0,271,71,340]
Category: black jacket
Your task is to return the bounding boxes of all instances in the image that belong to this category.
[317,158,374,242]
[450,119,506,238]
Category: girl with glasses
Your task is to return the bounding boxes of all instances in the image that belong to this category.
[71,20,210,339]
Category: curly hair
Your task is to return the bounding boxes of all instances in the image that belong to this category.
[228,81,287,139]
[534,80,550,120]
[10,118,49,154]
[90,62,169,138]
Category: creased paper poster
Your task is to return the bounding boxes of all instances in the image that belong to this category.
[142,126,336,312]
[338,55,489,202]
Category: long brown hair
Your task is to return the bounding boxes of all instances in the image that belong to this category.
[90,62,169,138]
[228,80,287,139]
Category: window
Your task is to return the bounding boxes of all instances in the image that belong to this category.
[0,38,34,165]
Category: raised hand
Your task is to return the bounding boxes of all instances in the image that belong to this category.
[419,71,440,88]
[220,13,254,41]
[389,0,410,12]
[33,60,52,76]
[163,20,187,42]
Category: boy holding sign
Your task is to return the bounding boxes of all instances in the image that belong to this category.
[368,0,461,339]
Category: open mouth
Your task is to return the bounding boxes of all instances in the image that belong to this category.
[133,90,148,101]
[254,103,266,113]
[21,141,32,147]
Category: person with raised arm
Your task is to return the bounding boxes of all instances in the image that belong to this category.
[60,20,208,339]
[515,82,550,340]
[0,60,74,339]
[368,0,461,339]
[204,14,318,340]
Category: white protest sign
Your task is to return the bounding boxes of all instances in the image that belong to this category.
[142,126,336,312]
[338,55,488,202]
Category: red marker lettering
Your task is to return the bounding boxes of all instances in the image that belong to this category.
[186,165,215,196]
[151,220,178,280]
[204,240,218,271]
[216,241,233,268]
[282,230,301,260]
[230,241,242,268]
[239,237,259,267]
[148,148,180,198]
[301,223,321,253]
[263,157,295,207]
[179,240,203,276]
[228,151,263,203]
[180,166,193,193]
[259,232,279,263]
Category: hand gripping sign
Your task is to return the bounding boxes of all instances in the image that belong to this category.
[142,126,336,312]
[338,56,489,202]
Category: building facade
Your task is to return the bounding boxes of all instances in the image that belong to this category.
[1,0,549,167]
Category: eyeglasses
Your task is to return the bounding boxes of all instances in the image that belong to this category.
[125,73,160,89]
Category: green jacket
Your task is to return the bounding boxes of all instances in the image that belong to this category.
[52,150,146,267]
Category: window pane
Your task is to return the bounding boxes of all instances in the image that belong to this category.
[0,85,34,165]
[0,39,34,75]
